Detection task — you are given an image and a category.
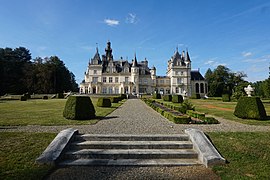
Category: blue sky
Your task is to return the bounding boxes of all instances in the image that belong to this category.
[0,0,270,83]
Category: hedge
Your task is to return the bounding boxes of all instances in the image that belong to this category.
[57,93,64,99]
[187,110,205,119]
[153,93,161,99]
[42,96,48,100]
[97,97,112,107]
[172,95,183,103]
[190,93,201,99]
[110,97,120,103]
[234,96,267,120]
[163,95,172,101]
[20,96,27,101]
[222,94,231,102]
[63,96,96,120]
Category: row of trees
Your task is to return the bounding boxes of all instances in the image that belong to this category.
[0,47,78,95]
[204,65,270,98]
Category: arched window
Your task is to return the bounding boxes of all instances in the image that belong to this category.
[195,83,199,93]
[200,83,204,93]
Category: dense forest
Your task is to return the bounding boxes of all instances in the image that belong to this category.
[205,65,270,98]
[0,47,78,95]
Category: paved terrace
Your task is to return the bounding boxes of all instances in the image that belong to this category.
[1,99,269,133]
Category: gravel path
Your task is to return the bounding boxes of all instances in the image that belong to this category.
[2,99,269,180]
[1,99,269,133]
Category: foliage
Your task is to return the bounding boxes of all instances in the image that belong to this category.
[205,66,247,97]
[153,93,161,99]
[253,78,270,98]
[181,100,195,113]
[20,95,27,101]
[172,95,183,103]
[234,97,267,120]
[110,96,121,103]
[0,132,56,180]
[56,93,64,99]
[97,97,112,107]
[63,96,96,120]
[42,96,48,100]
[190,93,201,99]
[222,94,231,102]
[0,47,78,95]
[209,132,270,179]
[163,94,172,101]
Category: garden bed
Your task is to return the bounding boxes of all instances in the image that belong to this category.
[143,98,219,124]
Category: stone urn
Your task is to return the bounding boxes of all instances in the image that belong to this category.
[244,85,254,97]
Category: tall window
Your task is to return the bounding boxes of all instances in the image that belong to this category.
[108,87,113,94]
[102,77,106,83]
[160,80,164,84]
[102,87,107,94]
[177,78,183,84]
[176,87,179,93]
[195,83,199,93]
[115,87,119,94]
[115,77,119,83]
[144,79,148,84]
[125,77,129,83]
[93,70,97,74]
[109,77,113,83]
[93,77,98,83]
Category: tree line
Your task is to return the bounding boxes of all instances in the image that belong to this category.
[205,65,270,98]
[0,47,78,95]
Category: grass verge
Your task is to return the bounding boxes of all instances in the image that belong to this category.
[208,132,270,179]
[0,98,123,126]
[189,99,270,126]
[0,132,56,180]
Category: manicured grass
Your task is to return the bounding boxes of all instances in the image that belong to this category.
[0,132,56,180]
[208,132,270,179]
[0,98,123,126]
[189,99,270,126]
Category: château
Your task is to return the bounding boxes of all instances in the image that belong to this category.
[80,41,207,97]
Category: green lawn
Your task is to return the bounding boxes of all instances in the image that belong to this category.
[0,132,56,180]
[0,98,123,126]
[208,132,270,179]
[189,99,270,126]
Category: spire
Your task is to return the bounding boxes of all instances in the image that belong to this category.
[185,50,191,62]
[132,53,138,67]
[105,40,113,61]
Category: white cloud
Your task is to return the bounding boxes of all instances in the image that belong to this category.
[104,19,119,26]
[242,54,270,63]
[126,13,138,24]
[242,51,252,57]
[204,58,226,67]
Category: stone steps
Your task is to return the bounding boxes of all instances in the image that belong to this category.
[59,134,200,166]
[59,158,200,166]
[64,149,198,159]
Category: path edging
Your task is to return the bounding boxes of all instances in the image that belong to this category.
[185,128,226,167]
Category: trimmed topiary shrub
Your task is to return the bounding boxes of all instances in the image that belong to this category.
[190,93,201,99]
[63,96,95,120]
[163,94,172,101]
[234,96,267,120]
[163,95,172,101]
[23,93,31,99]
[172,95,183,103]
[57,93,64,99]
[97,97,112,107]
[110,97,120,103]
[120,94,126,100]
[153,93,161,99]
[42,96,48,100]
[222,94,231,102]
[20,96,27,101]
[203,117,219,124]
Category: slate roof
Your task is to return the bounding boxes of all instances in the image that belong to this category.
[191,71,205,81]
